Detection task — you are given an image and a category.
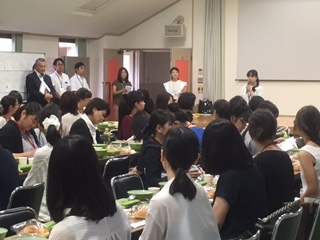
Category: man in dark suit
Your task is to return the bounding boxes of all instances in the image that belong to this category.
[26,58,55,107]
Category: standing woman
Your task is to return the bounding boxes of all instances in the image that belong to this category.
[240,69,264,103]
[24,106,62,222]
[0,102,42,158]
[118,91,145,140]
[140,126,221,240]
[70,98,110,144]
[163,67,187,100]
[112,67,132,120]
[47,135,131,240]
[294,105,320,201]
[0,95,19,128]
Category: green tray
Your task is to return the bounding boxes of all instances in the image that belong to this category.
[116,198,140,208]
[44,220,56,230]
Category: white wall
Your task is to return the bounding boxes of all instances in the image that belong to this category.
[22,34,59,58]
[120,0,193,48]
[224,0,320,116]
[87,36,120,98]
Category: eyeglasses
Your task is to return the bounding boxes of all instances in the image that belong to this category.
[238,118,248,125]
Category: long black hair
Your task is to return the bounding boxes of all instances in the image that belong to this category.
[47,135,117,222]
[0,95,17,116]
[163,126,198,200]
[116,67,129,83]
[247,69,260,88]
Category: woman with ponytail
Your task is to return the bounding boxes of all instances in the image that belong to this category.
[135,109,174,188]
[24,106,62,222]
[140,126,220,240]
[294,105,320,201]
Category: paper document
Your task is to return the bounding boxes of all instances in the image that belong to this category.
[39,81,51,94]
[125,86,133,92]
[277,137,297,152]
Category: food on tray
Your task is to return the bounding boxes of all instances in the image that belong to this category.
[21,225,50,237]
[134,207,148,219]
[206,189,215,199]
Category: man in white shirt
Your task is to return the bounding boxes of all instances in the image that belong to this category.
[50,58,70,104]
[69,62,90,91]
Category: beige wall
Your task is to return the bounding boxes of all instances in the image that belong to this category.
[22,34,59,58]
[224,0,320,116]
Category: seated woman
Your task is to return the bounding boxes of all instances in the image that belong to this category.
[60,91,81,137]
[131,110,150,142]
[294,106,320,201]
[24,106,62,222]
[70,98,110,144]
[177,92,196,121]
[249,109,295,213]
[0,102,42,158]
[47,135,131,240]
[213,99,230,120]
[0,95,19,128]
[0,145,20,210]
[118,91,145,140]
[202,119,268,239]
[138,89,154,115]
[140,126,221,240]
[76,88,92,114]
[228,96,251,133]
[136,109,175,188]
[154,92,174,110]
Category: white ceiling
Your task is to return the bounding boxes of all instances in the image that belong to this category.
[0,0,179,39]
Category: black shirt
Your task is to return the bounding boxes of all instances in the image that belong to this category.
[215,164,268,240]
[254,150,295,213]
[70,118,102,144]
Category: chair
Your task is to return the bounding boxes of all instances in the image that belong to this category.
[111,173,144,199]
[270,207,303,240]
[0,206,37,236]
[308,205,320,240]
[244,230,260,240]
[7,183,44,216]
[102,156,131,184]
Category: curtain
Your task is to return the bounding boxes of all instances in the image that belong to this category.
[13,34,23,52]
[76,39,87,57]
[203,0,224,101]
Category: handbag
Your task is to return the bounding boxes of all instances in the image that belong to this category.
[198,98,213,114]
[255,200,301,240]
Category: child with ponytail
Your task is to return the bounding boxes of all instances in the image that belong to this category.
[24,106,62,222]
[140,126,220,240]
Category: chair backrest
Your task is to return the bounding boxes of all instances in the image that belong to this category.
[271,207,303,240]
[244,230,260,240]
[111,173,144,199]
[0,206,37,237]
[7,183,44,216]
[309,205,320,240]
[102,156,131,184]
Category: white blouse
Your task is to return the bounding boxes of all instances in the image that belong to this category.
[163,80,186,100]
[139,178,221,240]
[61,113,81,137]
[49,205,131,240]
[240,85,264,103]
[81,114,98,144]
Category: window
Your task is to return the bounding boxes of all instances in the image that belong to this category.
[0,34,13,52]
[59,38,77,57]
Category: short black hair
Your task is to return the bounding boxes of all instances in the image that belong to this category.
[84,98,110,117]
[178,92,196,111]
[213,99,230,119]
[8,90,23,105]
[0,95,17,115]
[53,58,64,66]
[170,67,179,74]
[47,135,117,222]
[163,126,198,201]
[131,111,150,141]
[60,92,78,116]
[144,109,175,138]
[76,88,92,101]
[155,92,173,110]
[228,96,251,122]
[74,62,85,70]
[14,102,42,121]
[257,100,279,118]
[295,105,320,146]
[168,103,189,124]
[248,96,264,112]
[201,118,253,175]
[249,109,277,142]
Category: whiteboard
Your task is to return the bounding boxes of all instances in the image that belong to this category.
[0,52,45,100]
[237,0,320,81]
